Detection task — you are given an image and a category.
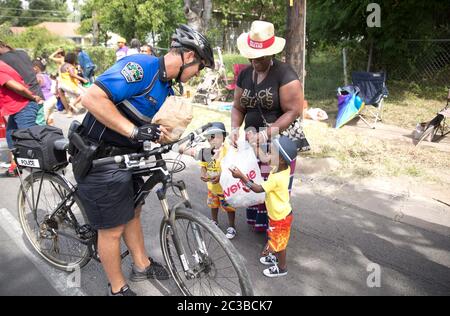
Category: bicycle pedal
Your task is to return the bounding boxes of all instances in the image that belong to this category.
[78,224,96,240]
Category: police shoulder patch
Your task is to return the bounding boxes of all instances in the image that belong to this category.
[121,62,144,83]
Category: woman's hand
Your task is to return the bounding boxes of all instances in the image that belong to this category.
[247,130,267,147]
[230,128,240,148]
[33,95,43,104]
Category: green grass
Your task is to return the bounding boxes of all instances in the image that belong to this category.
[305,51,449,129]
[184,51,450,185]
[301,120,450,184]
[185,106,450,186]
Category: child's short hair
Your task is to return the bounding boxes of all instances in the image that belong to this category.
[32,58,47,71]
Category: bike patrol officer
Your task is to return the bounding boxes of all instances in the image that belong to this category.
[78,25,214,296]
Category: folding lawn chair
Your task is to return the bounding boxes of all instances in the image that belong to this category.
[351,71,389,129]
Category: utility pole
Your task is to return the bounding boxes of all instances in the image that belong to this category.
[285,0,306,94]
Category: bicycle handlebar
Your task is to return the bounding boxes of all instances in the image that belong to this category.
[92,122,213,169]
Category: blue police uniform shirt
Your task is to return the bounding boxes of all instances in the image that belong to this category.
[82,54,173,148]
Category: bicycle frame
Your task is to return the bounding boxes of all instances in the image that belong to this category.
[133,153,209,279]
[20,150,212,279]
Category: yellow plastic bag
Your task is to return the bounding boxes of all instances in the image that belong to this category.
[152,96,193,143]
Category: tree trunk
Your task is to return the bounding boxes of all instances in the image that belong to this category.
[285,0,306,94]
[183,0,212,33]
[92,10,99,46]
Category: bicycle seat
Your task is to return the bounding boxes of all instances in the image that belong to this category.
[54,139,69,151]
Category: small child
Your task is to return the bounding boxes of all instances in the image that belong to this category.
[180,122,237,239]
[229,135,297,277]
[32,59,57,125]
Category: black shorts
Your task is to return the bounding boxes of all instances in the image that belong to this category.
[76,165,144,230]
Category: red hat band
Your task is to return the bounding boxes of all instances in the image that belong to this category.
[247,35,275,49]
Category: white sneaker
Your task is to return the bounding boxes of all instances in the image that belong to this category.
[225,227,236,239]
[259,253,278,266]
[263,265,288,278]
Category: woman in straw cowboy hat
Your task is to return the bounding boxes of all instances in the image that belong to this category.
[230,20,304,233]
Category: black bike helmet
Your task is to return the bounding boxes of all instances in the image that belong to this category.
[171,24,214,69]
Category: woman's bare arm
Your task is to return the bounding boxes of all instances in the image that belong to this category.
[268,80,303,138]
[4,80,40,102]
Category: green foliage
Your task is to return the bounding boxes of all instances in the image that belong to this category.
[0,25,115,74]
[308,0,450,78]
[21,0,68,26]
[0,25,72,56]
[79,0,185,48]
[84,46,116,74]
[0,0,22,26]
[221,53,249,78]
[1,0,70,27]
[214,0,286,35]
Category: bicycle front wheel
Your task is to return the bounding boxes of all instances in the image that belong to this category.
[17,171,91,271]
[160,207,253,296]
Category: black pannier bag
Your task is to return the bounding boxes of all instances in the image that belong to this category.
[12,125,68,171]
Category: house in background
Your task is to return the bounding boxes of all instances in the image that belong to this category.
[10,22,92,46]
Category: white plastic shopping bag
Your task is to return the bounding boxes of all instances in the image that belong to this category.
[220,140,265,208]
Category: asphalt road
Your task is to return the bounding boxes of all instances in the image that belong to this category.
[0,112,449,296]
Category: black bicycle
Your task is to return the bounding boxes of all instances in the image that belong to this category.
[16,123,253,296]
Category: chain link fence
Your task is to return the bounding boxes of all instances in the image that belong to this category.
[396,40,450,86]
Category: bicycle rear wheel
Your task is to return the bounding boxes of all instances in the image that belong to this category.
[17,171,91,271]
[160,207,253,296]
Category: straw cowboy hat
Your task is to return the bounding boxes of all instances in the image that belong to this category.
[237,21,286,59]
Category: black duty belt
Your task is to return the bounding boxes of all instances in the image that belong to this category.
[94,144,138,160]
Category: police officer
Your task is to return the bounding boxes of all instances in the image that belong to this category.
[79,25,214,296]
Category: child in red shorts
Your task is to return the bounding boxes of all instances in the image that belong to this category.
[230,135,297,277]
[180,122,237,239]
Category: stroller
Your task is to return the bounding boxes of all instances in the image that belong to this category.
[414,89,450,146]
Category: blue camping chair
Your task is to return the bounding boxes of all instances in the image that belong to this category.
[351,72,389,129]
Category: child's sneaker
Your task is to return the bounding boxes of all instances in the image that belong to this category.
[259,253,278,266]
[225,227,236,239]
[263,265,288,278]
